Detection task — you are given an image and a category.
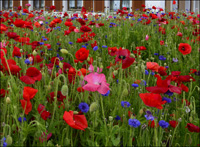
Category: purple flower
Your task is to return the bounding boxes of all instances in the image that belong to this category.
[121,101,131,108]
[173,58,178,62]
[144,111,154,121]
[115,115,121,121]
[162,97,172,103]
[159,120,169,128]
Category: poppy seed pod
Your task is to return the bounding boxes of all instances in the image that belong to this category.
[113,70,118,76]
[189,117,193,122]
[6,135,13,145]
[59,62,63,68]
[32,50,37,56]
[12,124,17,131]
[6,97,11,104]
[89,102,99,112]
[139,109,144,115]
[61,85,68,96]
[60,49,68,54]
[87,57,90,62]
[122,88,128,97]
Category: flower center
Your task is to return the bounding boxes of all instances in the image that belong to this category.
[118,55,126,60]
[181,47,185,51]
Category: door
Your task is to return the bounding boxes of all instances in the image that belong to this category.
[83,0,93,12]
[94,0,104,12]
[132,0,145,11]
[22,0,29,8]
[55,0,63,11]
[45,0,53,11]
[110,0,130,11]
[13,0,21,10]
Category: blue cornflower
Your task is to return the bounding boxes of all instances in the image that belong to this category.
[140,80,147,86]
[68,42,73,45]
[57,43,61,45]
[126,16,129,19]
[159,120,169,128]
[121,101,131,108]
[105,35,107,38]
[159,55,166,61]
[45,22,48,24]
[151,72,155,75]
[93,46,98,51]
[132,18,135,20]
[18,117,27,123]
[115,115,121,121]
[24,59,30,64]
[137,18,142,21]
[82,45,87,48]
[78,102,89,113]
[116,79,119,84]
[145,70,149,75]
[85,43,89,46]
[165,66,169,68]
[131,83,139,88]
[1,137,7,147]
[102,45,107,48]
[109,25,112,28]
[154,53,159,56]
[114,16,116,19]
[43,38,47,41]
[39,42,44,45]
[144,111,154,121]
[101,90,110,96]
[128,119,141,128]
[165,90,173,96]
[162,97,172,103]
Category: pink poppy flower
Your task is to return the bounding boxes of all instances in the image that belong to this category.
[0,41,6,48]
[88,64,102,73]
[83,72,110,94]
[145,35,149,41]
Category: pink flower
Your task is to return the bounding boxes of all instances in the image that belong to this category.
[96,23,99,28]
[74,28,79,33]
[108,16,113,18]
[145,35,149,41]
[83,72,110,94]
[0,41,6,48]
[39,131,52,142]
[25,3,31,7]
[88,64,102,73]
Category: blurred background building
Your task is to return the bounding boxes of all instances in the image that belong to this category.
[0,0,199,13]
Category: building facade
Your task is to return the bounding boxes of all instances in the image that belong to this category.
[0,0,199,13]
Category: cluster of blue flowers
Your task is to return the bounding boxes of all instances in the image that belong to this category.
[128,119,141,128]
[78,102,89,113]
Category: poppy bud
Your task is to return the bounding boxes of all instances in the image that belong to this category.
[122,88,128,97]
[61,85,68,96]
[33,50,37,56]
[80,75,84,80]
[20,49,23,53]
[6,135,13,145]
[63,138,70,146]
[47,140,54,146]
[12,124,17,131]
[59,62,63,68]
[6,97,11,104]
[60,49,68,54]
[87,57,90,62]
[139,109,144,115]
[109,116,113,122]
[138,55,141,58]
[47,85,51,91]
[73,111,79,114]
[89,102,99,112]
[100,64,103,69]
[0,71,4,77]
[108,77,113,83]
[130,53,135,58]
[113,70,118,76]
[189,117,193,122]
[189,104,193,110]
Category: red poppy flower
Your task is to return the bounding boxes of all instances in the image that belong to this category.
[1,59,22,75]
[146,74,182,94]
[20,67,42,84]
[65,21,73,27]
[185,123,200,133]
[160,40,164,45]
[115,48,135,69]
[50,6,56,11]
[63,111,88,131]
[139,93,167,109]
[0,89,8,98]
[87,57,93,65]
[14,19,25,28]
[18,6,22,11]
[158,66,167,76]
[23,86,38,101]
[136,46,146,51]
[178,43,192,55]
[64,30,71,36]
[77,87,84,92]
[12,46,21,57]
[108,47,118,56]
[169,120,178,128]
[75,48,89,63]
[146,62,159,72]
[173,0,176,4]
[91,41,97,48]
[48,91,66,103]
[80,25,92,33]
[148,120,159,128]
[23,9,29,13]
[51,57,60,65]
[7,32,19,39]
[20,99,32,115]
[37,104,50,120]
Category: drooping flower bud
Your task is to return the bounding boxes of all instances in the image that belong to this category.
[61,85,68,96]
[32,50,37,56]
[60,49,68,54]
[89,102,99,112]
[59,62,63,68]
[6,135,13,145]
[6,97,11,104]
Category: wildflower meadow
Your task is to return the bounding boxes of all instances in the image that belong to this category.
[0,3,200,147]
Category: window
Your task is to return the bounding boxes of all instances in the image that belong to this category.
[34,0,45,9]
[68,0,83,10]
[110,0,130,11]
